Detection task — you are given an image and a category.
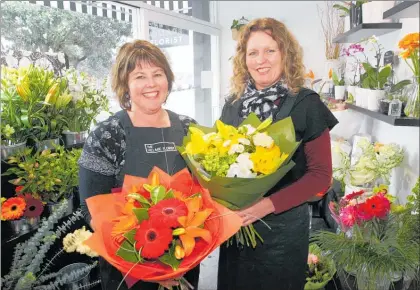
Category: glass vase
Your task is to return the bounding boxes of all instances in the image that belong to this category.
[356,264,391,290]
[404,76,420,119]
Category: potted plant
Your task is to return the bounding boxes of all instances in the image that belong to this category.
[1,192,44,236]
[62,68,110,147]
[3,146,82,215]
[359,36,392,111]
[314,185,419,290]
[0,66,30,160]
[231,17,249,41]
[2,65,72,149]
[332,71,346,100]
[305,243,336,290]
[317,2,344,77]
[379,79,412,115]
[333,1,368,30]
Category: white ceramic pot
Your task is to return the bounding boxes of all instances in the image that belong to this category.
[347,86,357,102]
[361,88,370,108]
[335,86,346,100]
[355,87,364,106]
[367,89,386,112]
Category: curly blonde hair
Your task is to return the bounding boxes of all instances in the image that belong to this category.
[111,40,174,110]
[230,18,306,99]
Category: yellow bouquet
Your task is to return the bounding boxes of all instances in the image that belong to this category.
[178,113,300,247]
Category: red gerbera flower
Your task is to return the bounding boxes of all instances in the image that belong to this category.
[134,219,173,259]
[339,205,358,228]
[357,193,390,220]
[148,198,188,228]
[22,194,44,218]
[345,190,365,201]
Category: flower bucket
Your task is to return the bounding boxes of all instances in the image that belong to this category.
[47,193,74,216]
[367,89,385,112]
[8,216,40,236]
[335,86,346,100]
[35,138,60,151]
[1,141,26,161]
[356,264,392,290]
[57,262,90,290]
[62,131,89,147]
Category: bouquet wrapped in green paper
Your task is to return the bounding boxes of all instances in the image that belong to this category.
[177,113,300,247]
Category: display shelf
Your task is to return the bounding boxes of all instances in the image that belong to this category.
[333,23,402,43]
[383,1,420,19]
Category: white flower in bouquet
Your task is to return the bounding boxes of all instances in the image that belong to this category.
[226,153,256,178]
[253,132,274,148]
[242,124,256,135]
[228,143,245,155]
[85,108,93,115]
[238,138,251,146]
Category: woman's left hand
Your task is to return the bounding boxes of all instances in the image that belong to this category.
[237,198,275,227]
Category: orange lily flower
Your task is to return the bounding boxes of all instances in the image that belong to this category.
[305,70,315,80]
[111,199,137,243]
[176,197,213,257]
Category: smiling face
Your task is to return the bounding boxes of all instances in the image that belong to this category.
[245,30,283,90]
[127,62,169,114]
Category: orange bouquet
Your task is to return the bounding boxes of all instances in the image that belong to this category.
[84,167,242,289]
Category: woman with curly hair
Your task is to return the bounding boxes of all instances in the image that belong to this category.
[217,18,338,290]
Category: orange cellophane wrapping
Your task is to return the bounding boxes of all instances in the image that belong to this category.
[84,167,242,283]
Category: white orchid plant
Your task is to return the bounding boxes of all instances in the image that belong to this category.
[63,68,110,132]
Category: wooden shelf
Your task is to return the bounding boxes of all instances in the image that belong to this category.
[333,23,402,43]
[383,1,419,19]
[346,103,420,127]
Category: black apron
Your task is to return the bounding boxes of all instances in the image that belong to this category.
[100,110,200,290]
[217,90,314,290]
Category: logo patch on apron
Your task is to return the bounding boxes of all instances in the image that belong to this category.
[144,142,177,154]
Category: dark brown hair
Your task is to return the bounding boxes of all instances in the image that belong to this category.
[111,40,174,109]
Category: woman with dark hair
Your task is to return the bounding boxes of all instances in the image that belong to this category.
[217,18,338,290]
[78,40,199,290]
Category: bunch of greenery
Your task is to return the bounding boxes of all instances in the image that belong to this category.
[305,243,336,290]
[1,203,100,290]
[3,146,82,203]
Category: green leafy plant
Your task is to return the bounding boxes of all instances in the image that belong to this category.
[305,243,336,289]
[3,146,82,203]
[333,0,368,17]
[332,71,345,86]
[313,185,419,286]
[230,17,249,30]
[361,62,392,90]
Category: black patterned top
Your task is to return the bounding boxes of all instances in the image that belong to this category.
[78,110,196,177]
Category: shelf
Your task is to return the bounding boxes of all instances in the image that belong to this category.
[333,23,402,43]
[346,103,420,127]
[383,1,419,19]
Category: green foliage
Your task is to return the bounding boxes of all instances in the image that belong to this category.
[305,243,336,290]
[332,71,345,86]
[1,1,132,78]
[3,146,82,203]
[361,63,392,90]
[231,17,249,30]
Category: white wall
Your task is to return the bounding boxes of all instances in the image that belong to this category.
[216,1,326,98]
[215,1,419,202]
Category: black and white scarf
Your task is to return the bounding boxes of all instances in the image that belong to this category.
[239,80,289,121]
